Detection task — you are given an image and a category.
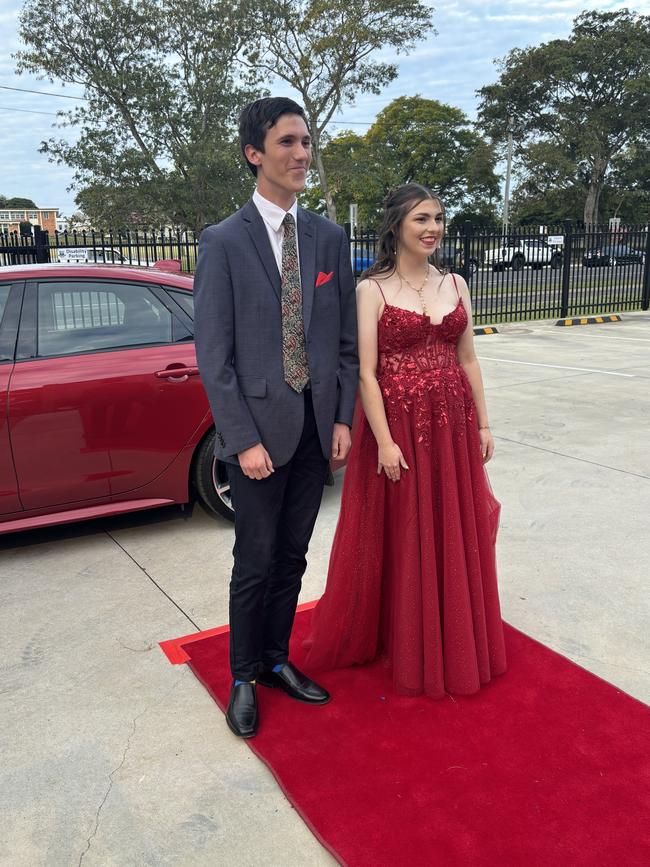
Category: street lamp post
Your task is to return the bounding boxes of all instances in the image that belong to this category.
[502,116,514,239]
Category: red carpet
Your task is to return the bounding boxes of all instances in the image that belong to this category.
[161,606,650,866]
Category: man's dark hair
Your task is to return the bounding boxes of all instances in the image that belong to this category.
[238,97,308,176]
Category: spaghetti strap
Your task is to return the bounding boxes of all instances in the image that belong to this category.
[370,277,388,305]
[451,272,461,300]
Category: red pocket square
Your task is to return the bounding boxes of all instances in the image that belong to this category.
[315,271,334,287]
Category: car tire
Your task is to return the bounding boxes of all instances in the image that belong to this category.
[550,254,562,270]
[193,430,235,521]
[512,256,524,272]
[468,258,478,276]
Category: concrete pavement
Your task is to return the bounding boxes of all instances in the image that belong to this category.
[1,313,649,866]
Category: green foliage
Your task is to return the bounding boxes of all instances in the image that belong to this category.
[478,9,650,226]
[244,0,435,219]
[305,97,500,229]
[6,197,38,208]
[16,0,263,230]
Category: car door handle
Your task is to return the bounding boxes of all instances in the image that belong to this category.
[155,366,199,380]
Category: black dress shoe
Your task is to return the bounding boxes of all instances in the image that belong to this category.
[226,682,258,738]
[257,662,330,704]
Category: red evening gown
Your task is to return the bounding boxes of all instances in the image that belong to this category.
[304,282,507,697]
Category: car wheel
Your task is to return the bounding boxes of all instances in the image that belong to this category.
[193,430,235,521]
[468,258,478,276]
[609,257,617,268]
[551,255,562,270]
[512,256,524,272]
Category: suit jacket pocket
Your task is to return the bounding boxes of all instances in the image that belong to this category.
[238,375,267,398]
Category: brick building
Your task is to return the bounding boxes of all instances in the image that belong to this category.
[0,206,59,234]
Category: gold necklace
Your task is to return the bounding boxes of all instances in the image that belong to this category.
[397,265,430,317]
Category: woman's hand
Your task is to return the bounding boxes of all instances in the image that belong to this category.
[377,441,409,482]
[479,427,494,463]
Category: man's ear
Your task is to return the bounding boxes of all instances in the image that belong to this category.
[244,143,263,167]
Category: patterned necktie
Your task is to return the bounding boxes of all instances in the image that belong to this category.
[281,213,310,392]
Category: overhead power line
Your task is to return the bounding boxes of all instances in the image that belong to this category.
[0,84,86,100]
[0,104,59,116]
[1,83,376,125]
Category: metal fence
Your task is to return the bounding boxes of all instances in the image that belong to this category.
[0,227,199,271]
[2,221,649,324]
[347,220,650,324]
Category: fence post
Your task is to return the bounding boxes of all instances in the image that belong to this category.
[560,220,572,318]
[642,224,650,311]
[34,226,50,263]
[462,221,472,283]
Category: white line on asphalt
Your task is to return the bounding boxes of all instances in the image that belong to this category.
[476,356,636,377]
[553,332,650,344]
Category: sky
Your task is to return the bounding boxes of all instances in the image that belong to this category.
[1,0,647,217]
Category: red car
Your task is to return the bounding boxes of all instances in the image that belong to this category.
[0,263,232,534]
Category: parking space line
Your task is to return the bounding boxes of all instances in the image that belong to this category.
[476,356,635,377]
[495,436,650,480]
[550,332,650,344]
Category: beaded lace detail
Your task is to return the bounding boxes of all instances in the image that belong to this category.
[377,300,475,447]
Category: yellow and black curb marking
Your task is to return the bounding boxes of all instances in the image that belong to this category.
[473,326,498,335]
[556,314,621,327]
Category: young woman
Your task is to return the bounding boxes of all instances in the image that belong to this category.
[304,184,507,698]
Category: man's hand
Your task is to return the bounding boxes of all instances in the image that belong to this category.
[238,443,274,480]
[331,423,352,460]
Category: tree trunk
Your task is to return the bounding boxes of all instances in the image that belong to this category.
[310,125,336,222]
[583,157,607,227]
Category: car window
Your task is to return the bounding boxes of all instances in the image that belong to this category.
[37,280,175,357]
[165,288,194,320]
[0,285,9,325]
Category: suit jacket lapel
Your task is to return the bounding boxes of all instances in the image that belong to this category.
[241,199,281,300]
[298,208,316,335]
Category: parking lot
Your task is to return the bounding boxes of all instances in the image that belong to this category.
[2,312,649,867]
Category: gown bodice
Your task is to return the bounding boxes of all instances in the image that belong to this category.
[377,300,467,376]
[376,300,473,446]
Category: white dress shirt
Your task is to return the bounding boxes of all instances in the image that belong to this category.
[252,188,300,277]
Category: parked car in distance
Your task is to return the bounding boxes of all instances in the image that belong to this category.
[582,244,645,267]
[353,244,477,277]
[0,263,233,535]
[353,252,375,275]
[483,238,563,272]
[438,240,479,277]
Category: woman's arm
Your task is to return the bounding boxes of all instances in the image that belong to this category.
[455,278,494,463]
[356,280,409,481]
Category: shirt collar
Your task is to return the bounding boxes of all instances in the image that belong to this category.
[253,188,298,232]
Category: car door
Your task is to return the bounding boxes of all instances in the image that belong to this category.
[0,282,22,515]
[8,277,208,510]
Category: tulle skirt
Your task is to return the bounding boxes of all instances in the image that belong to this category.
[304,393,507,698]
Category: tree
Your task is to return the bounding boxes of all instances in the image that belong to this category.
[301,130,382,224]
[6,197,38,208]
[16,0,264,230]
[244,0,434,221]
[478,9,650,227]
[306,96,500,228]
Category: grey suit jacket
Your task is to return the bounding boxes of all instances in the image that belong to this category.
[193,199,359,466]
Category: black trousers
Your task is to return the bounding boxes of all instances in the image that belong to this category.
[226,391,329,681]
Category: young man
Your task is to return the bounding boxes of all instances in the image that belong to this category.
[193,97,358,738]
